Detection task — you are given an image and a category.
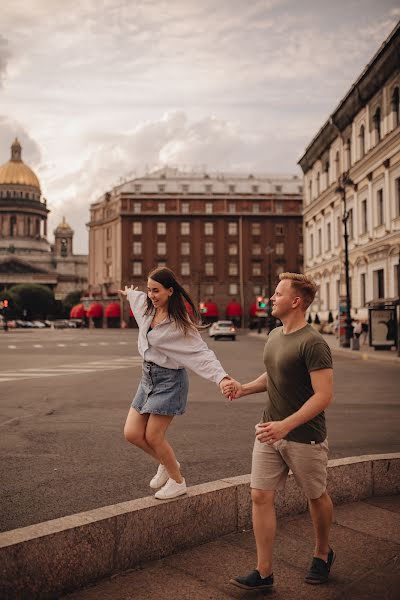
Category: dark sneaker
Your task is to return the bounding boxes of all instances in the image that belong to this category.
[305,547,336,584]
[230,569,274,591]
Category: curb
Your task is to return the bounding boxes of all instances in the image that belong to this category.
[1,453,399,599]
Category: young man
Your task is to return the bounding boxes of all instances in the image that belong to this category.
[224,273,334,591]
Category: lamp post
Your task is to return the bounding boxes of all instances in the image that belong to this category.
[335,171,356,348]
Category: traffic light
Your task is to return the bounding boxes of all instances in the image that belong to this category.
[199,302,207,314]
[3,299,8,308]
[256,296,267,310]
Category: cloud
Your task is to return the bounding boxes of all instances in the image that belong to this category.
[0,35,10,86]
[0,117,42,166]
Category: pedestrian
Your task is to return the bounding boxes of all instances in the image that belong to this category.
[119,267,235,500]
[361,321,368,345]
[222,272,334,591]
[353,320,362,339]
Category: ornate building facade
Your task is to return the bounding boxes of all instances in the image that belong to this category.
[299,22,400,321]
[0,139,88,298]
[88,167,303,325]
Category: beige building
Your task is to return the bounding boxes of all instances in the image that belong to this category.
[0,139,88,298]
[299,22,400,321]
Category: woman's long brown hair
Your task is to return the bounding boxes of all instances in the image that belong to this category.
[144,267,203,334]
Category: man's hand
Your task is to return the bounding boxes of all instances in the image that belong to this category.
[256,421,289,444]
[118,285,138,297]
[219,377,241,400]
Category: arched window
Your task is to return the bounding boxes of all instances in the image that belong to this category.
[373,107,381,142]
[359,124,365,158]
[308,179,313,203]
[35,218,40,238]
[316,172,320,196]
[392,87,399,128]
[346,138,351,169]
[335,151,340,178]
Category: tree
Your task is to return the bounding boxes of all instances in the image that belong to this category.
[314,313,321,324]
[62,290,83,318]
[328,311,334,323]
[8,284,56,319]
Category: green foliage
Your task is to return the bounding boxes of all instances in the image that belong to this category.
[7,284,56,319]
[62,290,83,318]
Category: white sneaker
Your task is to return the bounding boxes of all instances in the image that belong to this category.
[154,478,187,500]
[149,461,180,490]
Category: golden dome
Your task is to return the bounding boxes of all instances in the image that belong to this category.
[0,138,41,191]
[55,216,73,232]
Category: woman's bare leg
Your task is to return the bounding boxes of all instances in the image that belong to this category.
[123,408,158,460]
[145,414,183,483]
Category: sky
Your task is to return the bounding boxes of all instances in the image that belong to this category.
[0,0,399,253]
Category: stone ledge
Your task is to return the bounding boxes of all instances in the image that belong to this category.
[0,453,399,600]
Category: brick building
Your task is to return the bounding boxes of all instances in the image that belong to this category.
[87,167,303,325]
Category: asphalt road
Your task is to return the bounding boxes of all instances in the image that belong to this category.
[0,328,399,532]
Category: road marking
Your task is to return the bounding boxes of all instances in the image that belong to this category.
[79,343,89,346]
[33,345,43,348]
[99,342,109,345]
[57,344,66,347]
[7,345,17,349]
[119,341,128,345]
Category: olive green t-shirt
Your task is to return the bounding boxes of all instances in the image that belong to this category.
[262,324,332,443]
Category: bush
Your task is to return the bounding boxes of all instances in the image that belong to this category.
[7,284,56,320]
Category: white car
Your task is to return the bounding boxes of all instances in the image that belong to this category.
[209,320,236,341]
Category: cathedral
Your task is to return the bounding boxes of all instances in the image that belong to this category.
[0,139,87,298]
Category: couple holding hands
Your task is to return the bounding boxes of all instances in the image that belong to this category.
[120,266,335,591]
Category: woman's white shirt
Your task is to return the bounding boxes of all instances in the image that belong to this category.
[127,289,228,385]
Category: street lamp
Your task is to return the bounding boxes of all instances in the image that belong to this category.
[335,171,356,348]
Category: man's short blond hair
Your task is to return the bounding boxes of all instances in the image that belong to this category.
[279,272,317,310]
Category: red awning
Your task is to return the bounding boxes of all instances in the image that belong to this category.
[249,302,258,317]
[105,302,121,318]
[226,301,242,317]
[205,302,218,317]
[87,302,103,318]
[70,303,86,318]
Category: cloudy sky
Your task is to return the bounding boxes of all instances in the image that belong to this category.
[1,0,399,253]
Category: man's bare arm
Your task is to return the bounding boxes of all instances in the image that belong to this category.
[234,372,268,398]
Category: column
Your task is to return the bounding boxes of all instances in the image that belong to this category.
[384,159,391,231]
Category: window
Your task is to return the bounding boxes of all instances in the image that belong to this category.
[229,243,238,255]
[252,185,259,193]
[310,233,314,259]
[181,242,190,255]
[181,202,189,214]
[275,224,284,236]
[229,185,235,193]
[132,222,142,235]
[133,261,142,276]
[158,184,165,193]
[205,262,214,276]
[158,202,165,213]
[335,151,340,178]
[325,282,330,310]
[134,202,141,214]
[336,215,341,246]
[392,87,399,128]
[229,262,238,276]
[251,223,261,236]
[360,273,366,306]
[134,184,141,193]
[205,284,214,295]
[228,222,237,235]
[106,246,111,258]
[228,202,236,213]
[309,179,313,202]
[275,185,282,192]
[348,209,354,240]
[361,199,368,234]
[373,268,384,299]
[106,227,111,241]
[346,138,351,169]
[316,172,320,196]
[181,262,190,276]
[157,222,166,235]
[252,203,260,213]
[252,263,262,276]
[229,283,238,295]
[205,242,214,255]
[181,222,190,235]
[205,202,213,214]
[157,242,166,255]
[157,261,167,268]
[326,222,332,250]
[133,241,142,254]
[377,189,384,226]
[275,242,284,255]
[275,202,283,214]
[204,222,214,235]
[396,178,400,217]
[359,125,365,158]
[317,229,322,255]
[205,184,212,193]
[253,285,262,295]
[181,184,189,193]
[373,107,381,143]
[252,244,261,256]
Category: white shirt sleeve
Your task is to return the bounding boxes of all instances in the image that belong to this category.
[126,289,148,326]
[156,326,228,385]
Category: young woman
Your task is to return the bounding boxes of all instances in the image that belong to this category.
[119,267,234,500]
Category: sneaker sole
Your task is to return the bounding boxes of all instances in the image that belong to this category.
[229,579,274,591]
[154,489,187,500]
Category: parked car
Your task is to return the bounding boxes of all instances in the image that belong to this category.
[31,321,46,328]
[209,320,236,341]
[53,319,71,329]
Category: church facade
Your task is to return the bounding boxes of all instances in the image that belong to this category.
[0,139,87,298]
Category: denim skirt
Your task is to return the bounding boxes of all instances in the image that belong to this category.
[132,361,189,416]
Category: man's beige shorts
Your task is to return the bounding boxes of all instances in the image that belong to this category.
[251,437,329,499]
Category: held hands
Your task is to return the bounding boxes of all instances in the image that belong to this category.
[255,421,289,445]
[219,377,243,401]
[118,285,138,297]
